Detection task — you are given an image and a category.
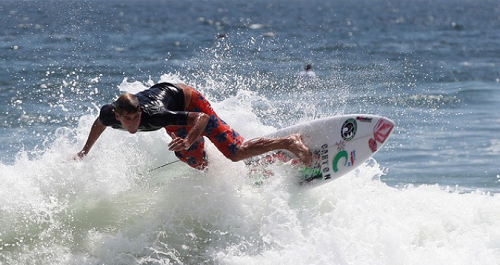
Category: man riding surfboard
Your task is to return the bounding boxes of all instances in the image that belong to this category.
[76,82,312,169]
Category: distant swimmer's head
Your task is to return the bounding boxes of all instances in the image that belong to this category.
[114,93,142,134]
[305,64,312,71]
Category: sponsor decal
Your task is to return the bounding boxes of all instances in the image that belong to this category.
[300,144,331,181]
[332,150,348,172]
[373,118,394,143]
[332,150,357,172]
[356,116,373,122]
[369,138,377,152]
[335,140,346,151]
[319,144,331,180]
[368,118,394,152]
[301,149,323,182]
[301,167,322,178]
[317,142,357,181]
[350,150,356,166]
[341,118,357,141]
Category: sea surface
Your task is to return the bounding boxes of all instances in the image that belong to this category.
[1,0,500,264]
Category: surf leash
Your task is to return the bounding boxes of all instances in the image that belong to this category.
[147,160,181,173]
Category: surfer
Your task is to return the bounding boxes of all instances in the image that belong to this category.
[75,82,312,169]
[298,64,316,79]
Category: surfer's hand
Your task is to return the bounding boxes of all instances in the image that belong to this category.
[168,133,191,151]
[73,150,86,161]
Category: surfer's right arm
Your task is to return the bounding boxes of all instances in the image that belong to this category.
[75,118,107,159]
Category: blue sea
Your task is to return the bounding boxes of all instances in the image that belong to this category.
[1,0,500,264]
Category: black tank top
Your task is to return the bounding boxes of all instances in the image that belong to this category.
[99,83,189,131]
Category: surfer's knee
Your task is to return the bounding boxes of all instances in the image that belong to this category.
[228,152,244,162]
[227,144,251,162]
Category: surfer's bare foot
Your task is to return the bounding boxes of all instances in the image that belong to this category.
[288,134,312,166]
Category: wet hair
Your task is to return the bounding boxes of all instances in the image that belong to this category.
[305,64,312,71]
[115,93,140,115]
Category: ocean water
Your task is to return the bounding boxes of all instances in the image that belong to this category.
[1,0,500,264]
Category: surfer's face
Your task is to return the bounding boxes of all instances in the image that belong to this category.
[116,109,142,134]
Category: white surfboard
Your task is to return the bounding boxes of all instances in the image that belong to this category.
[249,114,395,188]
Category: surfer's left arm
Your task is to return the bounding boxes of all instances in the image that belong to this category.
[168,112,209,151]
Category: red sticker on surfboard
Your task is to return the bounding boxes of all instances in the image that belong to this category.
[369,119,394,152]
[369,138,377,152]
[373,119,394,143]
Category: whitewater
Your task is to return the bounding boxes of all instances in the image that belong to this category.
[2,0,500,263]
[0,75,498,264]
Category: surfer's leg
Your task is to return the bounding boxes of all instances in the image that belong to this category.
[182,88,246,163]
[199,113,312,165]
[231,134,312,166]
[207,123,245,161]
[178,86,310,166]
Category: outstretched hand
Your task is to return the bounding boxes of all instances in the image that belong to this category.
[73,151,86,161]
[168,132,191,151]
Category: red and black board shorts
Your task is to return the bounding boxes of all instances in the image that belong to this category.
[165,87,245,170]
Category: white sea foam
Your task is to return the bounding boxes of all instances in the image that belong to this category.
[1,78,499,264]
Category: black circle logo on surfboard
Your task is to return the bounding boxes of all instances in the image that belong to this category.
[341,118,357,141]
